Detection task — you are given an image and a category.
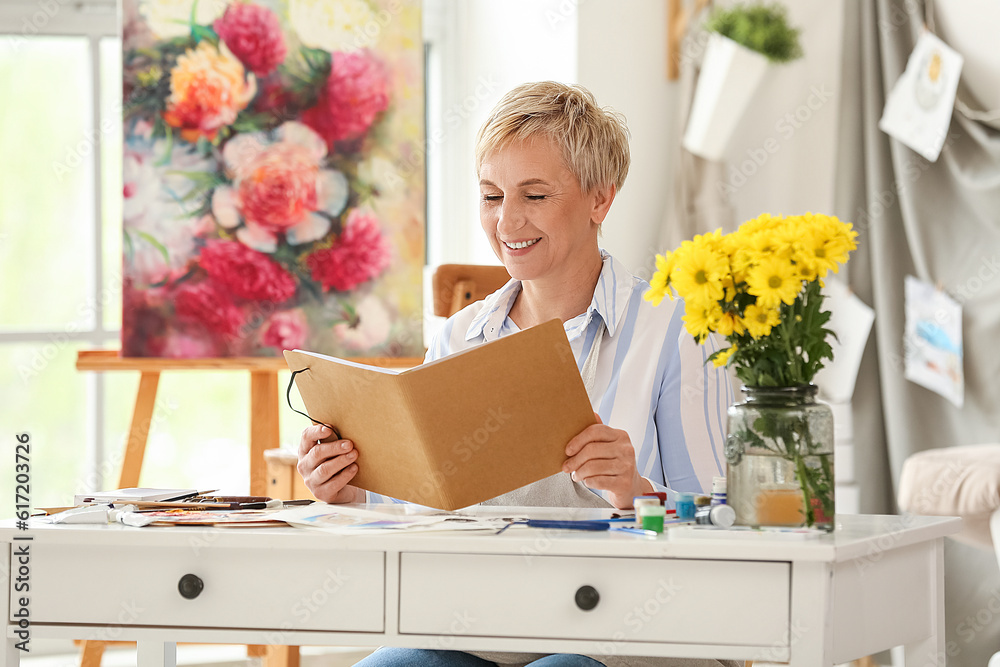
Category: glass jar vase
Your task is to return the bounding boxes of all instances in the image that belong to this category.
[725,385,835,531]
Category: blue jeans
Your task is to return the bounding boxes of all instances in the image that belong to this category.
[354,648,604,667]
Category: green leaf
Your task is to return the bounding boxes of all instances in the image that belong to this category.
[135,231,170,266]
[191,24,219,45]
[166,169,226,188]
[705,3,804,63]
[155,129,174,166]
[123,230,134,263]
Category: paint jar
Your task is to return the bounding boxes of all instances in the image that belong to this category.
[638,503,665,533]
[695,503,736,528]
[675,492,696,520]
[646,491,667,504]
[711,477,727,506]
[633,496,660,512]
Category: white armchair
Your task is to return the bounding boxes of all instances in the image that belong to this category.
[898,443,1000,549]
[898,443,1000,667]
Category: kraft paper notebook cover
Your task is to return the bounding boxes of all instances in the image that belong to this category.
[284,319,596,510]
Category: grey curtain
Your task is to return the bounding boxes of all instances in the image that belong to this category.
[835,1,1000,664]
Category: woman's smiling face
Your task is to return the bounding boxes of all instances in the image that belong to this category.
[478,136,605,283]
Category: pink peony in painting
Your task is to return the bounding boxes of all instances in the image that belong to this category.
[121,0,425,358]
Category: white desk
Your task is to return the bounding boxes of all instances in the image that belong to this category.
[1,509,959,667]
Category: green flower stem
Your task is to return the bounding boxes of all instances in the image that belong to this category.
[794,449,816,527]
[817,453,835,519]
[779,318,801,385]
[748,412,833,528]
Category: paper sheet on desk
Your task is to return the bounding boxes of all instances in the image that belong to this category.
[271,504,510,533]
[117,509,286,527]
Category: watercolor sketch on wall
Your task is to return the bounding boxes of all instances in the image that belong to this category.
[121,0,425,358]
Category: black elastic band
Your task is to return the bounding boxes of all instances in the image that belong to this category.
[286,368,341,439]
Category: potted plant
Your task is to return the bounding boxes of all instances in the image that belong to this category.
[682,3,803,161]
[645,213,857,530]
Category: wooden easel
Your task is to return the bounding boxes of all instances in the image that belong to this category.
[73,349,421,667]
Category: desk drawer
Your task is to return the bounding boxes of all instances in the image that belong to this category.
[400,553,789,646]
[21,543,384,632]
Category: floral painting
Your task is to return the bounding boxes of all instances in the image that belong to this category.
[121,0,425,358]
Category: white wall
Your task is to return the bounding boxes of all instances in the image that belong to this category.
[425,0,577,268]
[577,0,677,279]
[719,1,845,223]
[428,0,677,278]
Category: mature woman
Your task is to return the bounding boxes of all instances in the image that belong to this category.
[298,82,735,667]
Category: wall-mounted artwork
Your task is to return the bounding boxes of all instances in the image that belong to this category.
[121,0,424,358]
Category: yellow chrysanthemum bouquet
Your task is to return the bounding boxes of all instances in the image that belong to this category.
[645,212,858,387]
[646,212,857,530]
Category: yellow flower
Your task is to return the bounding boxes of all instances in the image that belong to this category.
[746,255,802,309]
[743,303,781,338]
[794,216,856,279]
[644,251,676,306]
[772,217,806,257]
[670,238,728,304]
[712,345,737,368]
[720,276,738,302]
[682,300,722,342]
[643,285,667,306]
[740,213,782,236]
[716,310,746,337]
[746,228,793,262]
[793,252,821,283]
[696,228,726,252]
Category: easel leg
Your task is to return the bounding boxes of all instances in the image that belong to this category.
[249,370,279,497]
[119,371,160,488]
[265,645,301,667]
[79,642,106,667]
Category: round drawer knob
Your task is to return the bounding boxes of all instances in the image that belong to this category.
[178,573,204,600]
[575,585,600,611]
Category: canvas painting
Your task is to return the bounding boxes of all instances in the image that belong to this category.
[121,0,425,358]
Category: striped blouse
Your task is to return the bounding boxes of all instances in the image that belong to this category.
[409,249,732,505]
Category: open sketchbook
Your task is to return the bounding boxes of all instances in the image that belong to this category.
[284,319,596,510]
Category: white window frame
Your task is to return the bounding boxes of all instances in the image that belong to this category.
[0,0,118,487]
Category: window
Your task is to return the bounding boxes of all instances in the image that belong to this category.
[0,2,255,511]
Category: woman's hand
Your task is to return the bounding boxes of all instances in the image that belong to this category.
[562,414,653,509]
[297,424,365,504]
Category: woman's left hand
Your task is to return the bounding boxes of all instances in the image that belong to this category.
[562,413,653,509]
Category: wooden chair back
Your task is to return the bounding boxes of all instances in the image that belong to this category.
[432,264,511,317]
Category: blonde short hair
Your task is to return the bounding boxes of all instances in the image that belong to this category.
[475,81,631,193]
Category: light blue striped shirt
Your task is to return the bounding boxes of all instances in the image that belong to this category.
[412,250,732,505]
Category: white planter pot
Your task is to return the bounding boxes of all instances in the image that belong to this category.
[682,32,770,162]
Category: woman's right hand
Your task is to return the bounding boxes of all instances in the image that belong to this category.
[297,424,364,504]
